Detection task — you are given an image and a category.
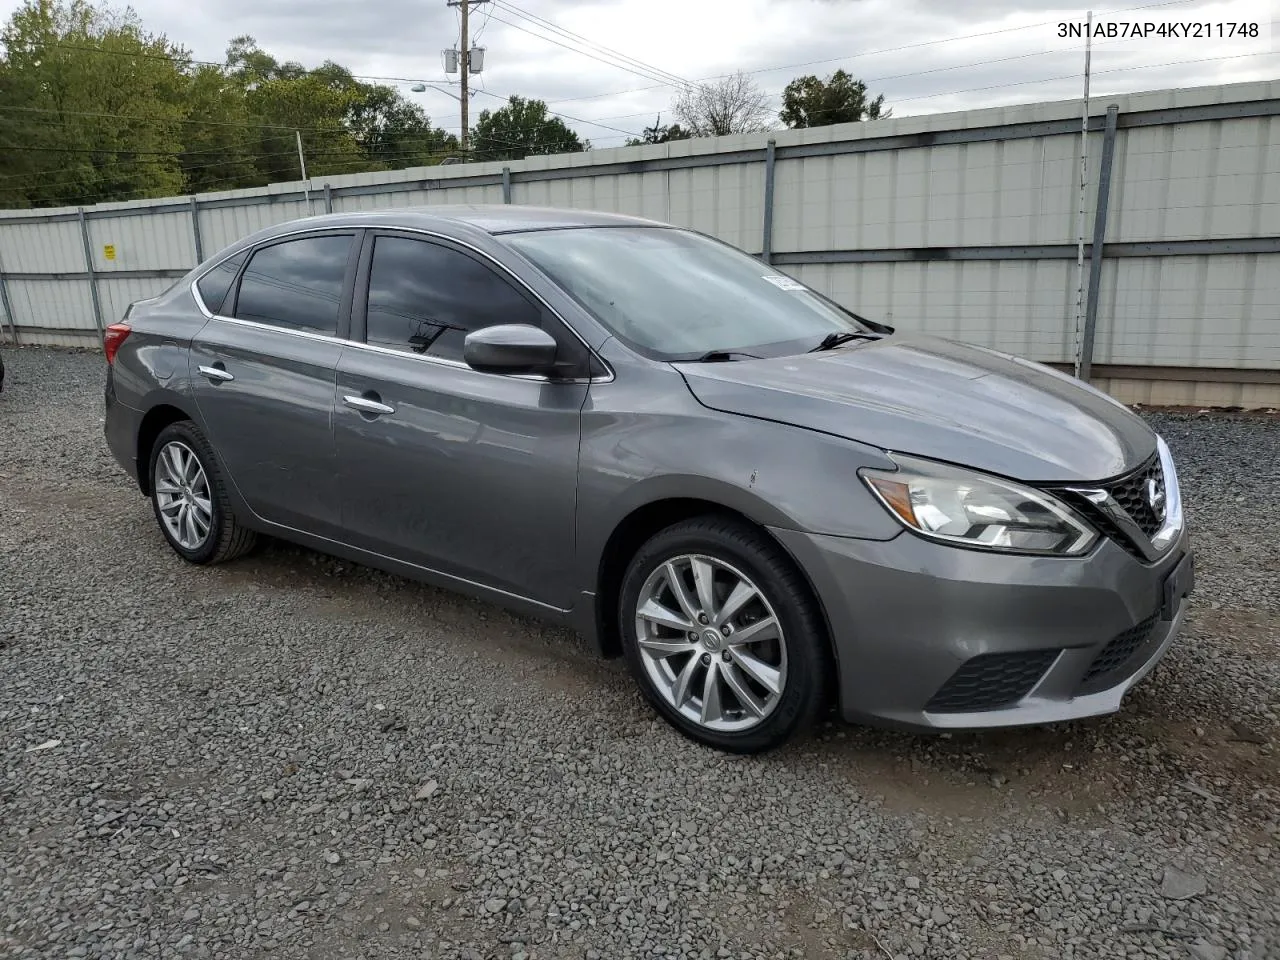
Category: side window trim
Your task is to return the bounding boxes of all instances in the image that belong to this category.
[349,229,376,346]
[195,250,248,316]
[192,247,250,318]
[188,223,612,382]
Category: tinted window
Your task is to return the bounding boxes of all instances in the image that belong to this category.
[365,236,541,360]
[195,251,246,315]
[234,235,353,335]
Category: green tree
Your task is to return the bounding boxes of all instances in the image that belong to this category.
[180,63,259,194]
[0,0,189,207]
[346,84,458,169]
[245,72,365,181]
[471,95,585,161]
[779,70,889,128]
[0,5,470,208]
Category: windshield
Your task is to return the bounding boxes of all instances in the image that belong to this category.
[502,226,869,360]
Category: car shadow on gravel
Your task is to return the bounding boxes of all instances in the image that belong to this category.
[174,528,1280,837]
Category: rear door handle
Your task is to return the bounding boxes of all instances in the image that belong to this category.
[198,364,234,383]
[343,394,395,416]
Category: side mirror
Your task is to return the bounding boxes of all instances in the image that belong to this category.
[463,323,559,375]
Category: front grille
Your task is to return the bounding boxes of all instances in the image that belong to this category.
[1077,615,1158,694]
[925,650,1059,713]
[1054,454,1165,560]
[1104,458,1164,538]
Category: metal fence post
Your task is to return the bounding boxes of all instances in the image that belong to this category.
[761,139,777,264]
[0,254,18,345]
[324,183,333,214]
[1079,104,1120,382]
[502,167,512,204]
[77,207,104,337]
[189,196,204,263]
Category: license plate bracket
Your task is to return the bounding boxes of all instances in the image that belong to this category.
[1161,552,1194,621]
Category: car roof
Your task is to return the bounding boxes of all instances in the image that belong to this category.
[260,204,670,238]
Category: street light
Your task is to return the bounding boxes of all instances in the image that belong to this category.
[408,81,472,103]
[406,83,470,164]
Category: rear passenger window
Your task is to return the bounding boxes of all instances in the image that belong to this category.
[365,236,542,361]
[195,251,246,315]
[233,235,353,335]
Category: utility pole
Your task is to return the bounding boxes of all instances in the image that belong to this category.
[1071,10,1093,378]
[296,130,311,214]
[445,0,490,154]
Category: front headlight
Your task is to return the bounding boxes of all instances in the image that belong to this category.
[860,455,1099,556]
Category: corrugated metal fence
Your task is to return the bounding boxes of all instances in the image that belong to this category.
[1,79,1278,405]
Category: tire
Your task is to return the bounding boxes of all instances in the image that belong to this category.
[618,515,829,754]
[147,420,257,565]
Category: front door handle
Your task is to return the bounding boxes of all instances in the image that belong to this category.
[198,364,234,383]
[343,394,395,416]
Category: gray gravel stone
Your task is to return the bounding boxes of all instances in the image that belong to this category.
[1160,864,1208,900]
[0,347,1278,960]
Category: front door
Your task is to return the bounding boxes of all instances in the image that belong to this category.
[333,232,589,609]
[189,230,360,538]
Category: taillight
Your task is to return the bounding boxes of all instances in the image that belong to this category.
[103,323,132,365]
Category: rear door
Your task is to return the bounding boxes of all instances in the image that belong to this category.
[333,230,593,608]
[189,229,361,539]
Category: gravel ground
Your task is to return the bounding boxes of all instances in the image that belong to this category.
[1,344,1277,960]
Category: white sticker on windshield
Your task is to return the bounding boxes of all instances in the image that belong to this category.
[761,274,807,292]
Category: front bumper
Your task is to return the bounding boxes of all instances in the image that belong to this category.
[771,524,1193,733]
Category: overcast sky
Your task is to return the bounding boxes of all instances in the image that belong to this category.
[4,0,1277,145]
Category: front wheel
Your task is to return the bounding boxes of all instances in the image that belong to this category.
[148,420,257,565]
[618,516,830,753]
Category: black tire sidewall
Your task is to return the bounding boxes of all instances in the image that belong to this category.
[618,519,826,753]
[148,422,226,564]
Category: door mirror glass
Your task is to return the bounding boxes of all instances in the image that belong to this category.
[463,323,558,374]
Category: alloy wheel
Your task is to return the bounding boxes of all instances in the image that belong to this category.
[153,440,213,551]
[633,554,788,732]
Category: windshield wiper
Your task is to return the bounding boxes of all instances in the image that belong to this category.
[808,331,879,353]
[693,349,763,362]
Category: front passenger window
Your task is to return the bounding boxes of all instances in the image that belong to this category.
[365,236,543,361]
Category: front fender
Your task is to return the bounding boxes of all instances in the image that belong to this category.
[575,404,904,591]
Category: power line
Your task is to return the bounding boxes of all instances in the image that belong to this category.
[467,87,640,137]
[582,33,1204,126]
[10,37,639,141]
[587,38,1135,123]
[0,144,287,186]
[481,11,683,88]
[0,145,480,207]
[599,48,1277,135]
[491,0,690,88]
[0,136,307,157]
[543,0,1201,105]
[0,103,373,136]
[885,49,1279,108]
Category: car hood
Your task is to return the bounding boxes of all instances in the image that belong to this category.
[673,334,1156,483]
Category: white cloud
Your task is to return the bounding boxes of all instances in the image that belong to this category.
[2,0,1275,144]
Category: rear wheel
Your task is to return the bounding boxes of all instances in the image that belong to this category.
[148,420,256,565]
[618,516,829,753]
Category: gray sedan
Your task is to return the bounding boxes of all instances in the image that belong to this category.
[102,205,1194,753]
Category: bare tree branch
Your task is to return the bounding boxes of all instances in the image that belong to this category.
[673,72,772,138]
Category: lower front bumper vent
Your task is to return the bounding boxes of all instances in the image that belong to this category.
[925,650,1060,713]
[1077,615,1159,695]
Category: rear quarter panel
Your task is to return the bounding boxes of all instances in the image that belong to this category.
[110,284,210,414]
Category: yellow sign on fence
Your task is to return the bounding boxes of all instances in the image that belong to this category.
[103,244,116,261]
